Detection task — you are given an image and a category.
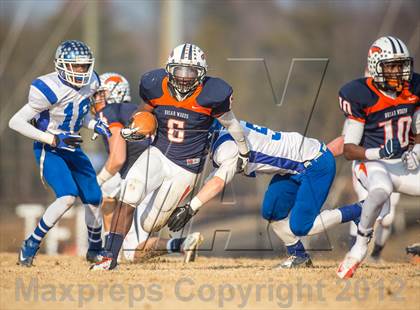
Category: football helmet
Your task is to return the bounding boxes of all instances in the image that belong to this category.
[166,43,208,100]
[367,36,412,92]
[55,40,95,88]
[99,72,131,104]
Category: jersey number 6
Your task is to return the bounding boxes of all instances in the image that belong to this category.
[168,119,185,143]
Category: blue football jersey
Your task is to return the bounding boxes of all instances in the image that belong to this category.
[139,69,232,173]
[339,73,420,156]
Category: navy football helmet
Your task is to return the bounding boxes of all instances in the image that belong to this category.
[54,40,95,88]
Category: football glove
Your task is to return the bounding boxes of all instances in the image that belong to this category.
[54,133,83,152]
[379,138,401,159]
[167,204,197,232]
[120,127,146,142]
[236,151,250,173]
[93,118,111,138]
[402,150,419,171]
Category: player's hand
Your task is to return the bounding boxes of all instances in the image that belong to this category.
[167,204,197,232]
[402,150,419,171]
[53,133,83,152]
[236,151,250,173]
[94,118,111,138]
[120,127,146,142]
[379,138,401,159]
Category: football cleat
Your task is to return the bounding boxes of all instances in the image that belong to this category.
[337,253,361,279]
[18,239,40,267]
[182,232,204,263]
[86,249,106,263]
[275,255,313,269]
[89,252,117,271]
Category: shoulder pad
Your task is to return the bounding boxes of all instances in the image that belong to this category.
[31,74,60,105]
[409,72,420,96]
[339,78,377,107]
[197,77,233,108]
[139,69,166,102]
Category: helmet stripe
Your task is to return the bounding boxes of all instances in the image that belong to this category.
[181,44,187,59]
[387,36,397,53]
[188,45,193,60]
[395,38,404,54]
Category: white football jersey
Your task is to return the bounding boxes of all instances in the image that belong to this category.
[28,72,99,134]
[212,121,322,175]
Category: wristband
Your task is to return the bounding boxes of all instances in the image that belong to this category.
[97,167,113,186]
[190,197,203,212]
[365,148,381,160]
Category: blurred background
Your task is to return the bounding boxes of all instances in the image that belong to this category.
[0,0,419,259]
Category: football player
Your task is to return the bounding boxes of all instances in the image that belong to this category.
[167,120,363,268]
[91,43,249,270]
[8,40,111,266]
[92,72,203,263]
[336,36,420,278]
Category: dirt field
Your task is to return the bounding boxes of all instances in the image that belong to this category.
[0,251,419,310]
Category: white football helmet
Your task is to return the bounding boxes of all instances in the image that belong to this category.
[55,40,95,88]
[99,72,131,104]
[166,43,208,99]
[367,36,412,91]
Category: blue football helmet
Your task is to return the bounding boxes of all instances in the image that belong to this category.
[54,40,95,88]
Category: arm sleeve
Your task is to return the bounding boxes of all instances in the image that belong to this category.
[212,140,239,184]
[9,104,55,144]
[216,111,249,155]
[412,108,420,135]
[342,118,365,145]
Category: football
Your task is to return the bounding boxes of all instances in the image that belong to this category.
[130,111,157,136]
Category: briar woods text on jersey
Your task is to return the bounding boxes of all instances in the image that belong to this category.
[164,110,190,119]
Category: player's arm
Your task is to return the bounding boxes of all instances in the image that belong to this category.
[97,125,127,186]
[327,135,344,157]
[8,86,81,150]
[9,104,56,145]
[167,141,238,232]
[343,118,401,160]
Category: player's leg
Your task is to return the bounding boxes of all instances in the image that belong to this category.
[261,174,307,267]
[370,192,399,262]
[100,173,122,232]
[349,161,368,246]
[66,148,104,261]
[338,161,393,278]
[288,149,337,236]
[19,144,79,266]
[92,147,165,269]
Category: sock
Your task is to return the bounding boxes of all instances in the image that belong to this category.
[349,235,357,248]
[28,217,52,246]
[104,233,125,260]
[371,243,384,258]
[166,237,186,254]
[286,240,308,258]
[87,225,102,251]
[338,202,362,223]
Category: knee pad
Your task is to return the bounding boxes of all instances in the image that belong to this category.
[380,212,394,227]
[121,179,144,206]
[58,195,76,207]
[368,188,391,207]
[289,217,312,237]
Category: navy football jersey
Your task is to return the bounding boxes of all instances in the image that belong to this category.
[100,102,151,177]
[139,68,232,173]
[339,73,420,157]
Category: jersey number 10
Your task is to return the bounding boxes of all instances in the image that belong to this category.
[378,116,412,147]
